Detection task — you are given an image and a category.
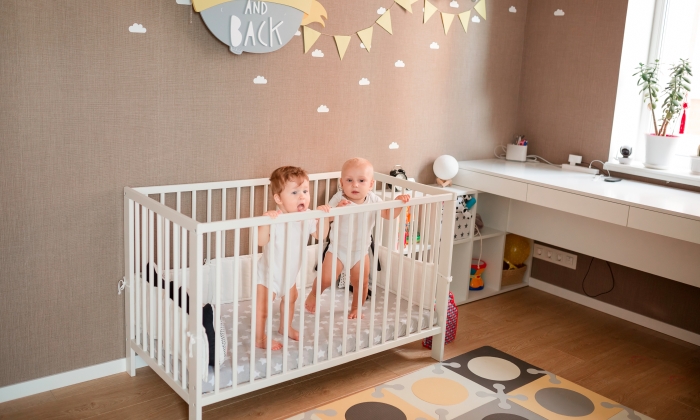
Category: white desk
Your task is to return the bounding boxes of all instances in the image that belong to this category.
[453,159,700,288]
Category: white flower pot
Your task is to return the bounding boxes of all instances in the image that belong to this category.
[644,134,681,170]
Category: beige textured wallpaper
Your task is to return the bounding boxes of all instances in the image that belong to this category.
[0,0,528,386]
[517,0,628,165]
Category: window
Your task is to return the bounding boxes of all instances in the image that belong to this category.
[608,0,700,185]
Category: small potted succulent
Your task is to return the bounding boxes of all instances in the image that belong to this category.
[635,59,692,169]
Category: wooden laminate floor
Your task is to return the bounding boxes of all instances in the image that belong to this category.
[1,287,699,420]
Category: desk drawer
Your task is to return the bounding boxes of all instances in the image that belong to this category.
[628,207,700,245]
[453,170,527,201]
[526,185,629,226]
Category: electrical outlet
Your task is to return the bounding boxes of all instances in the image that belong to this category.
[533,244,577,270]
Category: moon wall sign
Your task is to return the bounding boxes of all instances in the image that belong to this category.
[192,0,327,54]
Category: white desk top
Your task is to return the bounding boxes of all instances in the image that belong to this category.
[459,159,700,221]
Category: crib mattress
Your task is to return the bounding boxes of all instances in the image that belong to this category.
[188,285,437,393]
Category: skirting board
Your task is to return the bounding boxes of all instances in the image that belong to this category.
[0,355,147,404]
[529,277,700,346]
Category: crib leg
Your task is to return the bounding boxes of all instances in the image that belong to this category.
[189,402,202,420]
[126,347,136,377]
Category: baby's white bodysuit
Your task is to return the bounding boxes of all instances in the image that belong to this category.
[256,214,317,297]
[327,191,382,269]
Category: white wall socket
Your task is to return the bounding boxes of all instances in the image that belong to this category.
[533,244,577,270]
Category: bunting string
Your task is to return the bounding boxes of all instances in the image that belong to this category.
[303,0,487,60]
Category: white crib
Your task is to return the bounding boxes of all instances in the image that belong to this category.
[123,172,457,419]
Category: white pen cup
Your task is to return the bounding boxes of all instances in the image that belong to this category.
[506,144,528,162]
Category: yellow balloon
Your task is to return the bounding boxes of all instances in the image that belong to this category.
[504,234,530,267]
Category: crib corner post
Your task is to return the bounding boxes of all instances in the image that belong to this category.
[431,194,456,363]
[431,274,452,362]
[124,194,136,377]
[188,230,204,420]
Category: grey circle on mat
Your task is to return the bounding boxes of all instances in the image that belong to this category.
[483,414,529,420]
[345,402,407,420]
[534,388,594,417]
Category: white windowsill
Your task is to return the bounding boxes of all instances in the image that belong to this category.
[603,160,700,187]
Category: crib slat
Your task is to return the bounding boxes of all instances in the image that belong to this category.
[250,227,258,384]
[142,206,148,351]
[249,186,255,251]
[266,224,274,379]
[341,215,352,356]
[236,188,241,220]
[368,210,381,349]
[355,212,367,352]
[164,218,171,374]
[312,180,318,245]
[181,227,188,389]
[325,178,330,204]
[207,189,212,263]
[157,206,163,366]
[393,207,406,340]
[173,222,180,382]
[263,185,268,213]
[418,204,430,331]
[328,216,338,359]
[313,217,325,364]
[149,209,155,358]
[382,207,394,344]
[429,203,440,329]
[215,231,221,394]
[406,205,418,335]
[282,222,291,374]
[135,203,141,347]
[298,220,307,367]
[232,228,240,390]
[222,189,227,258]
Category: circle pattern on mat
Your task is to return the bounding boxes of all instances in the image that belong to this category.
[534,388,595,417]
[483,414,529,420]
[345,402,407,420]
[411,377,469,405]
[467,356,521,381]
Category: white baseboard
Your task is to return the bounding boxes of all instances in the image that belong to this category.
[529,277,700,346]
[0,355,147,404]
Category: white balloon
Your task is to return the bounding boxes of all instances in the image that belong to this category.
[433,155,459,180]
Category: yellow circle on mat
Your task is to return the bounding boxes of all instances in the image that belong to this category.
[411,378,469,405]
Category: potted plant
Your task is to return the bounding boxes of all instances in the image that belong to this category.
[635,59,692,169]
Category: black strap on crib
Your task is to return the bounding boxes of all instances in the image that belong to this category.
[145,263,216,366]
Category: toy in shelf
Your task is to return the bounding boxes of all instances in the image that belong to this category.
[469,259,487,290]
[503,234,530,269]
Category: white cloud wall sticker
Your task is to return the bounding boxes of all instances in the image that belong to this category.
[509,6,517,13]
[129,23,146,33]
[311,49,324,58]
[395,60,405,67]
[554,9,565,16]
[430,42,439,50]
[176,0,191,4]
[317,105,329,113]
[253,76,267,84]
[389,142,399,149]
[359,78,370,86]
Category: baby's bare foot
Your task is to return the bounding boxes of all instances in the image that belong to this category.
[278,326,300,341]
[255,336,283,350]
[304,294,317,313]
[348,309,365,319]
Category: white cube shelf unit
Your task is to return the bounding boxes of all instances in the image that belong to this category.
[437,185,532,305]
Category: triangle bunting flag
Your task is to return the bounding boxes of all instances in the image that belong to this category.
[458,11,470,33]
[333,35,351,60]
[441,12,454,34]
[357,26,374,52]
[423,0,437,24]
[376,9,393,34]
[303,26,321,53]
[395,0,413,13]
[474,0,486,19]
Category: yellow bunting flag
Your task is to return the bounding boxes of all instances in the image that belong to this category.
[441,12,454,34]
[458,11,470,33]
[474,0,487,19]
[423,0,437,24]
[376,9,393,34]
[303,26,321,53]
[357,26,374,52]
[334,35,351,60]
[394,0,413,13]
